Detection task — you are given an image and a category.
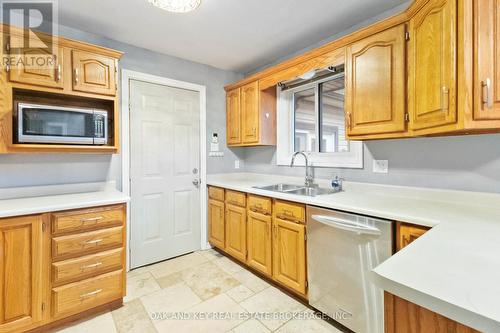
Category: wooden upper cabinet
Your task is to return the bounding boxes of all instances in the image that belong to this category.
[208,199,225,249]
[345,24,407,137]
[7,35,64,89]
[72,50,117,96]
[225,204,247,262]
[0,215,47,333]
[408,0,457,132]
[273,217,307,295]
[226,88,241,145]
[241,81,260,144]
[247,210,273,276]
[474,0,500,120]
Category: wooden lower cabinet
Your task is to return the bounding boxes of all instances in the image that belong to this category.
[0,215,49,333]
[272,217,307,296]
[246,210,272,276]
[208,199,225,249]
[396,222,430,251]
[0,203,126,333]
[386,222,478,332]
[225,204,247,262]
[385,293,479,333]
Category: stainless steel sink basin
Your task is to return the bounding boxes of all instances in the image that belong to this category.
[254,183,304,193]
[254,183,340,197]
[286,187,339,197]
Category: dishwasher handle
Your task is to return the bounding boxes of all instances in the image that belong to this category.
[311,214,382,236]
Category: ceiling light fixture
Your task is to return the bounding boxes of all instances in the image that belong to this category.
[148,0,201,13]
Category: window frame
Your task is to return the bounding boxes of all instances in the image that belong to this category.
[276,75,363,168]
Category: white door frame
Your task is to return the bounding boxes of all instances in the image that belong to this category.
[121,69,209,270]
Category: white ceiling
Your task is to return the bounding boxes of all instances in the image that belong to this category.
[58,0,409,73]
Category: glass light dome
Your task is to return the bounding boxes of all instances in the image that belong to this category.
[148,0,201,13]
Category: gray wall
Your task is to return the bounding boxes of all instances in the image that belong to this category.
[0,24,243,189]
[241,134,500,193]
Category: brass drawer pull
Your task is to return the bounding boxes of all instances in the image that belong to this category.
[83,239,103,246]
[250,206,268,215]
[80,289,102,299]
[81,262,103,271]
[80,216,103,226]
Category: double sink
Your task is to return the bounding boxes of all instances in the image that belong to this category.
[254,183,339,197]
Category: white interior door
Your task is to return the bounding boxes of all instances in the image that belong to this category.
[130,79,201,269]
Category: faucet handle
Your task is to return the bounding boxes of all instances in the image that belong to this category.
[331,175,344,191]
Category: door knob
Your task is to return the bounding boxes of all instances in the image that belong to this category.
[192,179,200,188]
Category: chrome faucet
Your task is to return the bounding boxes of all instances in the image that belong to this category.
[290,151,315,187]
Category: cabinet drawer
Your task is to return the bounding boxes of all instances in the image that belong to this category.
[208,187,225,201]
[52,270,123,319]
[52,248,124,285]
[52,226,123,259]
[248,195,272,215]
[274,200,305,223]
[225,190,246,207]
[52,205,125,235]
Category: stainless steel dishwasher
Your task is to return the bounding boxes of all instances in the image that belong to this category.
[307,206,392,333]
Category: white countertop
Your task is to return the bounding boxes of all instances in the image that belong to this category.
[207,173,500,332]
[0,183,129,218]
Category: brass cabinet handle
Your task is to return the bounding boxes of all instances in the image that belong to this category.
[80,289,102,299]
[346,112,352,130]
[441,86,449,112]
[81,262,102,271]
[80,216,103,226]
[74,68,79,85]
[83,239,103,246]
[482,78,493,109]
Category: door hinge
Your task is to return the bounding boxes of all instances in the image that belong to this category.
[405,31,410,41]
[304,234,307,241]
[5,36,10,52]
[305,280,308,288]
[404,113,410,122]
[41,302,46,312]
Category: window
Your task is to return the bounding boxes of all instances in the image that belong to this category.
[277,71,363,168]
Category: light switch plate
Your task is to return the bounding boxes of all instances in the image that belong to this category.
[373,160,389,173]
[234,160,240,169]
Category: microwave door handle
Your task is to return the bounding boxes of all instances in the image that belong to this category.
[311,215,381,236]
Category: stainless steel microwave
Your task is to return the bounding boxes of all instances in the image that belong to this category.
[17,103,108,145]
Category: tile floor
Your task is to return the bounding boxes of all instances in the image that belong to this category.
[54,249,342,333]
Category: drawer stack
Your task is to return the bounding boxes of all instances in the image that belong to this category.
[50,204,126,319]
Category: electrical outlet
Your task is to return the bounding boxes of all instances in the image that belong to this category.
[373,160,389,174]
[234,160,240,169]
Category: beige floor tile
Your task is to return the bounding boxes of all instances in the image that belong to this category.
[181,261,240,300]
[54,312,117,333]
[226,285,255,303]
[239,287,307,331]
[197,248,223,261]
[213,256,245,275]
[232,269,270,293]
[155,271,183,289]
[229,319,270,333]
[127,265,152,279]
[154,293,247,333]
[149,252,209,279]
[140,282,202,318]
[112,299,157,333]
[124,272,161,302]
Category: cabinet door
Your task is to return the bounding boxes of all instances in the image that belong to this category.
[474,0,500,119]
[226,88,241,145]
[408,0,457,131]
[8,35,64,89]
[225,204,247,262]
[345,24,406,136]
[247,211,272,276]
[72,50,117,96]
[241,81,260,144]
[396,222,430,251]
[273,218,306,295]
[208,199,225,249]
[0,215,46,332]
